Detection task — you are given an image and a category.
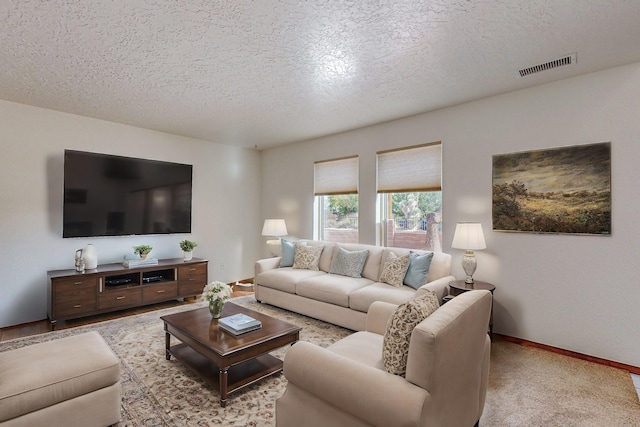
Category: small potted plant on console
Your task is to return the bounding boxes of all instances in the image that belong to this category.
[179,239,197,261]
[133,245,153,260]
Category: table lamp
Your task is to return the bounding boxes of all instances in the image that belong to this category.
[262,219,288,256]
[451,222,486,284]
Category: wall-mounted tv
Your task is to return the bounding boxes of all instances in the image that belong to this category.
[63,150,193,238]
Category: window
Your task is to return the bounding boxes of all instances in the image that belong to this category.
[377,143,442,251]
[314,156,358,243]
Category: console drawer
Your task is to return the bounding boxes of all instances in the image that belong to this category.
[178,263,207,296]
[143,282,178,303]
[54,276,97,293]
[55,292,98,317]
[99,288,143,309]
[51,277,98,318]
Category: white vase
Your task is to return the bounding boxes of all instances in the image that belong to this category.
[84,244,98,269]
[183,251,193,261]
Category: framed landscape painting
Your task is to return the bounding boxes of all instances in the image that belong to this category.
[492,142,611,235]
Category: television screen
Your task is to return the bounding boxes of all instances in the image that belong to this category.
[63,150,193,238]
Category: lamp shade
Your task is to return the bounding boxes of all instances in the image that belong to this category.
[261,219,288,237]
[451,222,486,250]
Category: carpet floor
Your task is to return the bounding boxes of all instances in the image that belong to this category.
[1,296,638,426]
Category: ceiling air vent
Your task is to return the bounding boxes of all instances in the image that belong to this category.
[518,53,577,77]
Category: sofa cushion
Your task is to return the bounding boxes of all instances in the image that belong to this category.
[349,282,417,313]
[280,239,305,268]
[379,252,411,287]
[296,274,373,307]
[293,243,324,271]
[327,331,385,370]
[427,251,452,283]
[382,291,439,375]
[256,268,326,294]
[304,240,336,272]
[329,248,369,278]
[404,251,434,289]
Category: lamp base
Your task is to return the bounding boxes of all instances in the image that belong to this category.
[461,251,477,284]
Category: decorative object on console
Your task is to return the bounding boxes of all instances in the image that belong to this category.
[83,243,98,269]
[133,245,153,260]
[202,281,233,318]
[451,222,486,284]
[123,257,158,268]
[74,248,85,272]
[262,219,288,256]
[179,240,197,261]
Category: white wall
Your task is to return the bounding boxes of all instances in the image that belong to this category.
[0,100,262,328]
[261,62,640,368]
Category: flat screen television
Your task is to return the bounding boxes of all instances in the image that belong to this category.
[63,150,193,238]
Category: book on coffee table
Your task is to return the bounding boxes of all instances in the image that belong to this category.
[219,313,262,335]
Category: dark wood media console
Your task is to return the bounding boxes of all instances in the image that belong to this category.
[47,258,208,329]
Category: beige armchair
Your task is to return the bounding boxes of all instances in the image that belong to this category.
[276,290,492,427]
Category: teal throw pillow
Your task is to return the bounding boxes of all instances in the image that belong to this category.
[279,239,296,267]
[329,247,369,278]
[404,251,434,289]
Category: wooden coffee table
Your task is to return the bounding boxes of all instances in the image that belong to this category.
[161,302,301,406]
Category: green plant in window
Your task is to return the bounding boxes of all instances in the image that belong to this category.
[327,194,358,219]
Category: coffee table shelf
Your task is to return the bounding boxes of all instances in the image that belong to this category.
[168,343,284,393]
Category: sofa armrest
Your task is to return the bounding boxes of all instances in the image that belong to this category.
[255,257,282,276]
[365,301,399,335]
[416,275,455,303]
[283,341,428,427]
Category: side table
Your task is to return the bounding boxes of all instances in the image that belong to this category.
[448,280,496,339]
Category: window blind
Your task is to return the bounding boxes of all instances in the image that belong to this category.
[377,142,442,193]
[314,156,358,195]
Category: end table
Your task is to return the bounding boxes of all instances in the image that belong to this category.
[448,280,495,339]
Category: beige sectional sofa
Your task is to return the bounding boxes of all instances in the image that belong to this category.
[254,241,455,331]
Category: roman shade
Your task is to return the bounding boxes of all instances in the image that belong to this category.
[377,142,442,193]
[314,156,358,195]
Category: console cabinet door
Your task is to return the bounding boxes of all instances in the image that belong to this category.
[178,263,207,296]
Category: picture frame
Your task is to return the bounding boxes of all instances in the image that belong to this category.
[492,142,611,235]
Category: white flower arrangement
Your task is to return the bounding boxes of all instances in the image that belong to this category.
[202,281,232,304]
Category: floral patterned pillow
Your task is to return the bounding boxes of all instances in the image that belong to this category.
[292,243,324,271]
[382,291,440,375]
[379,252,411,287]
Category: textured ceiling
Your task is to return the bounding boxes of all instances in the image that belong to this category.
[2,1,640,150]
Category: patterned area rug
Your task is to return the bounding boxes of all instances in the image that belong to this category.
[2,296,639,426]
[0,297,351,426]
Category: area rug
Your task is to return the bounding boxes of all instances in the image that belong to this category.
[2,296,639,426]
[0,297,351,426]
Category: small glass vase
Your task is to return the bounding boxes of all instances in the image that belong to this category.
[209,299,225,318]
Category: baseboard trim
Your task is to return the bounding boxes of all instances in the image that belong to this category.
[495,334,640,375]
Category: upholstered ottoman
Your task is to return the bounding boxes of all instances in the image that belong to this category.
[0,331,121,427]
